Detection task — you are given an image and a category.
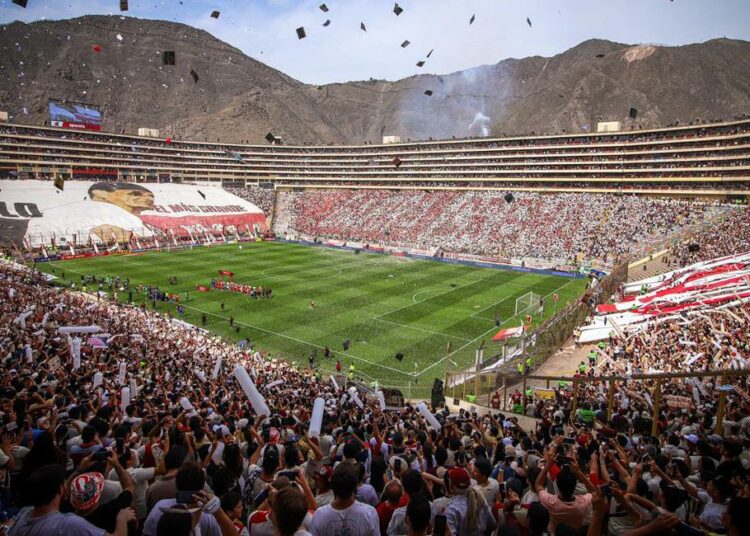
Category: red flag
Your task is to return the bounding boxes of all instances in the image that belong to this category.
[219,270,234,277]
[196,285,209,292]
[492,326,524,342]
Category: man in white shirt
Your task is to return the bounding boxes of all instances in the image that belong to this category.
[310,463,379,536]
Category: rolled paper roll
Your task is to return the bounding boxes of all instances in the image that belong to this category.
[330,376,339,391]
[233,366,271,417]
[129,378,138,399]
[309,398,325,438]
[417,402,441,430]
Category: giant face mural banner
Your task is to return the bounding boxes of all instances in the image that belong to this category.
[0,181,266,247]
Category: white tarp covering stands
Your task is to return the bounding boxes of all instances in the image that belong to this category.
[578,252,750,343]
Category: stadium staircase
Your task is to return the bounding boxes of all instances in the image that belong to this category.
[271,192,295,235]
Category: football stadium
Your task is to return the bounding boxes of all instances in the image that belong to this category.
[1,1,750,535]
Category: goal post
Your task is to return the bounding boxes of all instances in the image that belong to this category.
[515,291,543,316]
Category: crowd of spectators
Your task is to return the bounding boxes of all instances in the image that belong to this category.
[2,256,750,535]
[668,207,750,267]
[277,190,730,265]
[223,187,276,217]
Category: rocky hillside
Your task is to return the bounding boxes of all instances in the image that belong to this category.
[1,16,748,144]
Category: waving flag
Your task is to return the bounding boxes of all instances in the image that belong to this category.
[492,325,524,342]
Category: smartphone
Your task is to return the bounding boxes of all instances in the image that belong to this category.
[5,422,17,432]
[433,514,447,536]
[562,437,576,445]
[93,449,109,462]
[394,459,402,472]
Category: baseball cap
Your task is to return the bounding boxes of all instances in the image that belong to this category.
[447,467,471,491]
[70,472,105,511]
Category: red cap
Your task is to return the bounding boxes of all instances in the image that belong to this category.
[448,467,471,490]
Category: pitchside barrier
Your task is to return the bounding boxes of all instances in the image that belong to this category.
[445,370,749,437]
[446,258,630,404]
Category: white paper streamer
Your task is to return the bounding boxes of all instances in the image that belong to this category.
[93,372,103,389]
[267,379,284,389]
[118,362,127,386]
[309,398,325,438]
[195,369,206,383]
[212,357,222,380]
[129,378,138,400]
[120,387,130,412]
[330,376,339,391]
[377,391,386,411]
[212,441,225,465]
[233,366,271,417]
[417,402,441,430]
[179,397,198,417]
[58,325,101,335]
[71,337,82,370]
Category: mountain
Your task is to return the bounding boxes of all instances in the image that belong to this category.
[1,16,749,144]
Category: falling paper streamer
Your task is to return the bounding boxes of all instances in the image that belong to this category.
[267,379,284,389]
[330,376,339,391]
[309,398,325,438]
[417,402,441,430]
[212,356,222,379]
[234,366,271,416]
[120,386,130,412]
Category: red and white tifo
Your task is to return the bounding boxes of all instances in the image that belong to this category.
[577,252,750,343]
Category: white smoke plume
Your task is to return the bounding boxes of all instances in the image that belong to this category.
[468,112,491,137]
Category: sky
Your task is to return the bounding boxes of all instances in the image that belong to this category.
[1,0,749,85]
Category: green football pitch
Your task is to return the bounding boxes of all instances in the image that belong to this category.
[39,241,586,393]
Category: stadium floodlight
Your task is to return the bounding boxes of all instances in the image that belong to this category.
[515,291,543,317]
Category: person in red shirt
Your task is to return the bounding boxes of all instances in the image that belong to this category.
[376,480,403,534]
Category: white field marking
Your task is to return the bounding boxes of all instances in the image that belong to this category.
[373,318,471,342]
[469,281,565,321]
[179,303,414,377]
[416,277,581,377]
[376,277,489,320]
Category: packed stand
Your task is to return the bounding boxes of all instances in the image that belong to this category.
[2,118,750,189]
[1,259,750,535]
[223,187,276,218]
[668,207,750,267]
[277,190,729,265]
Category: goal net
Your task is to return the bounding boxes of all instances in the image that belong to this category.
[515,291,543,316]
